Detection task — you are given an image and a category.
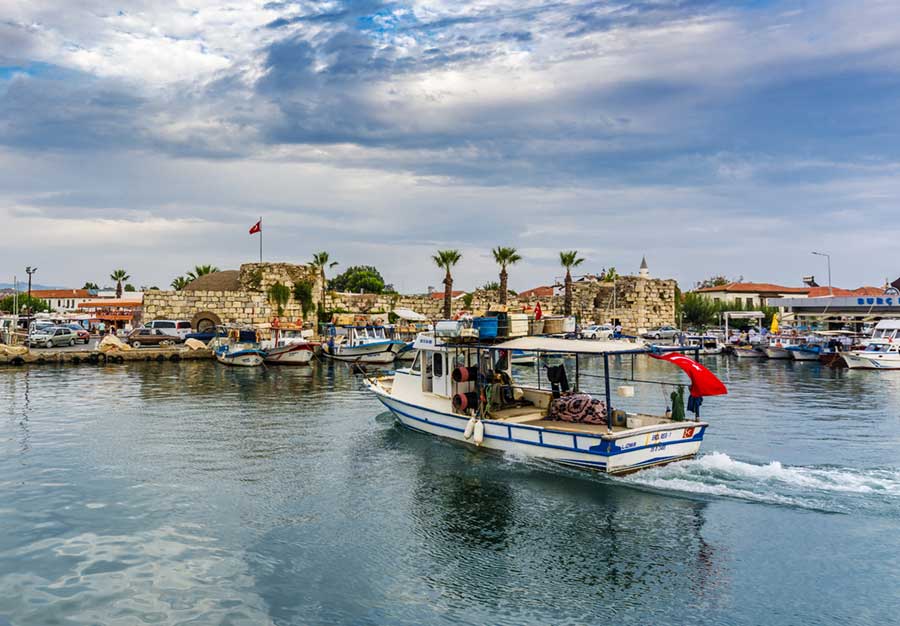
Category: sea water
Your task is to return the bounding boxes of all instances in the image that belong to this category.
[0,357,898,625]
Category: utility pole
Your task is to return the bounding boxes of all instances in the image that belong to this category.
[25,266,37,315]
[811,252,832,296]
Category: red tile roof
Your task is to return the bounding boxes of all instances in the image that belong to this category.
[695,282,810,295]
[807,286,885,297]
[29,289,92,299]
[518,285,554,299]
[429,290,466,299]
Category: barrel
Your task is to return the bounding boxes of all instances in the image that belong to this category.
[453,391,480,411]
[451,365,479,383]
[473,317,498,339]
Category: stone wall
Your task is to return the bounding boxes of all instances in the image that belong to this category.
[143,262,675,332]
[143,263,323,327]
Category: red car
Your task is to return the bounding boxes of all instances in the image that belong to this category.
[67,324,91,344]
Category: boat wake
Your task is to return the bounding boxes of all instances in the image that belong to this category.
[619,452,900,515]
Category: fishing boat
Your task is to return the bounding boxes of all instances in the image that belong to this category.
[510,349,537,365]
[763,335,806,359]
[392,309,432,363]
[364,333,727,475]
[732,344,765,358]
[210,327,266,367]
[262,326,317,365]
[786,344,822,361]
[841,341,900,370]
[322,325,407,364]
[682,334,724,355]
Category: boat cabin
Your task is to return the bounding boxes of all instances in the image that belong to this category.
[867,320,900,344]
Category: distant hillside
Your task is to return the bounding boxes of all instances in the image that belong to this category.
[0,283,65,291]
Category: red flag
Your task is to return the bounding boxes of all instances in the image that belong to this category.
[249,220,261,235]
[650,352,727,397]
[534,301,543,321]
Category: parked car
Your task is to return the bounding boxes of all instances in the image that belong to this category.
[146,320,193,339]
[127,327,183,348]
[582,324,613,340]
[642,325,681,340]
[27,326,78,348]
[67,324,91,344]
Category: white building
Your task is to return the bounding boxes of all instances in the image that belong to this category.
[29,289,94,312]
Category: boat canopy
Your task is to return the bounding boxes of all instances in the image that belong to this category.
[487,337,655,355]
[393,308,428,321]
[874,320,900,330]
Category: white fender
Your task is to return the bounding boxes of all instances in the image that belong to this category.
[464,417,476,440]
[474,420,485,446]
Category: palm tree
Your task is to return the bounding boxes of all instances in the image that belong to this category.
[310,251,338,311]
[110,269,129,298]
[171,276,190,291]
[491,247,521,306]
[432,250,462,319]
[559,250,585,316]
[186,265,220,281]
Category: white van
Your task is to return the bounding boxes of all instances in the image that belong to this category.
[146,320,192,339]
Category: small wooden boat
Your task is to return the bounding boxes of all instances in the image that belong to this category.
[210,326,266,367]
[732,344,765,358]
[322,324,406,364]
[262,327,317,365]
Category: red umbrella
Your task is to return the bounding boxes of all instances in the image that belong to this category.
[650,352,727,397]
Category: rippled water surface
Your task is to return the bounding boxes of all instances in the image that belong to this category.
[2,357,899,625]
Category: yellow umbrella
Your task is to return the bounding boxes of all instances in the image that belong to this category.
[770,313,779,334]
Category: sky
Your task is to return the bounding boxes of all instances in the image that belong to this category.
[3,0,900,293]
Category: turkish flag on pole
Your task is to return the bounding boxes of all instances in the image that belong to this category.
[534,301,543,320]
[649,352,727,397]
[249,220,261,235]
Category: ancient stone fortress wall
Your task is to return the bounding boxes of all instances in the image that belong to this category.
[144,263,675,332]
[143,263,323,327]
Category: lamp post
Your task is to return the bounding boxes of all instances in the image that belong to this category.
[811,252,832,296]
[25,266,37,315]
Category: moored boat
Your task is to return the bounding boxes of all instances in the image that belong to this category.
[210,326,267,367]
[682,334,724,355]
[322,324,406,364]
[262,326,317,365]
[763,335,805,359]
[732,344,765,358]
[841,342,900,370]
[364,333,727,475]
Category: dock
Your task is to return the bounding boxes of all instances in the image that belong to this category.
[0,347,214,366]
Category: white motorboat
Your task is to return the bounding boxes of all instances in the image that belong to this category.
[322,325,406,364]
[682,334,724,355]
[210,326,266,367]
[861,320,900,347]
[364,333,727,475]
[842,342,900,369]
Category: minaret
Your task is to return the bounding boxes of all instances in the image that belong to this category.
[639,256,650,278]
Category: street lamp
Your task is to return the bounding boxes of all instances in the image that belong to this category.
[811,252,832,296]
[25,266,38,315]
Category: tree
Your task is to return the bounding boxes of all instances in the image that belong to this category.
[432,250,462,319]
[559,250,585,316]
[0,294,49,314]
[293,280,315,320]
[186,265,219,281]
[124,284,136,292]
[268,281,291,317]
[329,265,386,294]
[682,292,718,327]
[82,281,99,291]
[171,276,190,291]
[492,246,521,306]
[310,251,338,310]
[110,269,129,299]
[599,267,619,282]
[695,275,731,289]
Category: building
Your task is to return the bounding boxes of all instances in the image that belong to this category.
[29,289,94,312]
[769,289,900,329]
[517,285,554,299]
[694,283,811,308]
[639,256,650,279]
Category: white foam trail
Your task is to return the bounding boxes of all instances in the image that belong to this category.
[621,452,900,513]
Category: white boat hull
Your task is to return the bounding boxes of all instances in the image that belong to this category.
[368,384,707,475]
[763,347,792,359]
[216,352,265,367]
[789,349,821,361]
[323,341,404,364]
[842,351,900,370]
[733,347,764,358]
[264,344,315,365]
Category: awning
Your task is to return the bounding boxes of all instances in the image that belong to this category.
[393,308,428,321]
[490,337,651,355]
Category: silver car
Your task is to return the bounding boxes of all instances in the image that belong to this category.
[27,326,78,348]
[642,325,681,341]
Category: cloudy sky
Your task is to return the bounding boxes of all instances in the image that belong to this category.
[3,0,900,292]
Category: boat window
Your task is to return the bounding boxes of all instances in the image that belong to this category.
[410,351,422,373]
[434,353,443,377]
